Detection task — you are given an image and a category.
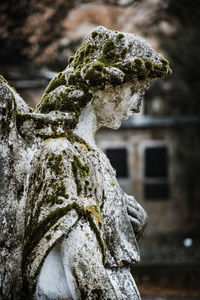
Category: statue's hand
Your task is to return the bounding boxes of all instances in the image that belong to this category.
[125,196,147,239]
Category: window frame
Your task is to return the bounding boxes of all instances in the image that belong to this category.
[139,141,172,201]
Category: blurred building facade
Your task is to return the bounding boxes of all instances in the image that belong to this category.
[97,117,186,235]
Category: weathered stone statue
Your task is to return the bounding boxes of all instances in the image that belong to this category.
[0,26,171,299]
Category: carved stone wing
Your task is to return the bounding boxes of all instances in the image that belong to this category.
[0,77,31,298]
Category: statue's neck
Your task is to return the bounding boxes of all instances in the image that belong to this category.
[73,105,99,149]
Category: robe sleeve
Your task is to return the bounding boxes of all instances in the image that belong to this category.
[60,221,117,299]
[23,137,106,295]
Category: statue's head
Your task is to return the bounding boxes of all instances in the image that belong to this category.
[37,26,171,128]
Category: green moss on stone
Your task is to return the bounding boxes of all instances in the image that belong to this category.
[72,155,89,196]
[118,33,124,39]
[85,205,103,226]
[23,202,83,270]
[103,40,115,53]
[85,210,106,264]
[121,47,128,59]
[47,153,63,175]
[78,261,88,274]
[85,57,90,63]
[30,181,69,228]
[73,43,97,70]
[134,58,145,77]
[91,31,98,39]
[160,57,169,65]
[66,132,92,151]
[100,189,106,211]
[0,75,8,84]
[23,201,106,282]
[153,63,171,78]
[74,48,85,67]
[134,58,143,65]
[39,82,92,116]
[68,74,76,85]
[68,56,74,63]
[98,39,120,67]
[85,65,105,87]
[37,32,172,119]
[109,72,123,86]
[42,194,64,206]
[45,73,66,95]
[56,182,66,196]
[92,62,105,72]
[115,61,134,83]
[41,181,68,207]
[16,113,75,139]
[145,60,153,70]
[167,68,172,76]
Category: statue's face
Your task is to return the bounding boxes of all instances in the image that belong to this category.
[94,81,151,129]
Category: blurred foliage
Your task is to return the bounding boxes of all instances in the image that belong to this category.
[157,0,200,225]
[162,0,200,115]
[146,0,200,115]
[174,125,200,224]
[0,0,136,69]
[0,0,76,67]
[0,0,29,64]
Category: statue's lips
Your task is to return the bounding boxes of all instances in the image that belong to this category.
[124,108,140,119]
[131,108,140,113]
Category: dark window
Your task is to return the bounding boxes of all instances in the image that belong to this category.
[106,148,128,178]
[145,147,168,178]
[144,183,170,199]
[144,146,169,200]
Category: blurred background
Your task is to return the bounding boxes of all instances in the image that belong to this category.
[0,0,200,299]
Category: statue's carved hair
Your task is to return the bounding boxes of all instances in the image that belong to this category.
[38,26,171,117]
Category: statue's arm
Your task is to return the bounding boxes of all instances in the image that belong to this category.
[60,220,118,300]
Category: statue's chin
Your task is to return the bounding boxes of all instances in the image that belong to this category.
[106,121,121,130]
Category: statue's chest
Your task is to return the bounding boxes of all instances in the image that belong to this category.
[86,150,124,209]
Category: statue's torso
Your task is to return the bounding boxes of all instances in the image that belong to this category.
[24,137,141,299]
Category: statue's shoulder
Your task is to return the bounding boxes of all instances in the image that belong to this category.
[40,134,93,162]
[41,136,73,155]
[31,135,93,184]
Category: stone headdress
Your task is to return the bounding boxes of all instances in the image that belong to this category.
[38,26,172,126]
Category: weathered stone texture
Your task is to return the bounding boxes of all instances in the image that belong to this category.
[0,79,31,298]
